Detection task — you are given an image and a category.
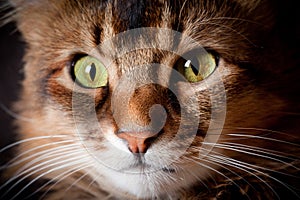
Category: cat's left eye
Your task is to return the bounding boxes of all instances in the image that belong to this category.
[175,51,218,83]
[73,55,108,88]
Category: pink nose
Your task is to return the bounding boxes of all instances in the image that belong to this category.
[117,132,157,153]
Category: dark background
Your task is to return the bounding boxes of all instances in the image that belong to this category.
[0,21,24,150]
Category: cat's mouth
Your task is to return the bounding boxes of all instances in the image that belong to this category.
[123,164,176,174]
[161,167,176,173]
[123,157,176,173]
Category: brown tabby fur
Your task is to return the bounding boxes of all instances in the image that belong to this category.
[1,0,299,199]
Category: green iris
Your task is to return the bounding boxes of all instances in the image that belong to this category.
[177,52,217,83]
[73,56,108,88]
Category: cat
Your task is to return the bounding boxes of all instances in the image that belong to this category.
[0,0,299,199]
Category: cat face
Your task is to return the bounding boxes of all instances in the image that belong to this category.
[3,0,299,199]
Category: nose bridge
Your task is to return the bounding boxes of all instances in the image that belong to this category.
[114,83,168,132]
[110,60,176,153]
[130,84,165,124]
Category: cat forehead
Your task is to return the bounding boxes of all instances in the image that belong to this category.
[11,0,274,66]
[12,0,272,33]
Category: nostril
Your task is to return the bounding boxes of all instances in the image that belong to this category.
[117,131,158,154]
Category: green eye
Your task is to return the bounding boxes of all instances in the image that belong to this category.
[176,52,218,83]
[73,56,108,88]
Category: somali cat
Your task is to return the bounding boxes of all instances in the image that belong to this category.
[0,0,299,199]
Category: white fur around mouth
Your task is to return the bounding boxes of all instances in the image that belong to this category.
[97,165,181,199]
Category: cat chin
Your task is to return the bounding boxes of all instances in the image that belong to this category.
[102,171,182,199]
[94,164,207,199]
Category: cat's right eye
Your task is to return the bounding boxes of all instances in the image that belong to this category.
[72,55,108,88]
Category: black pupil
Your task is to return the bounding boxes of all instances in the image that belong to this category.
[90,63,96,81]
[190,63,199,75]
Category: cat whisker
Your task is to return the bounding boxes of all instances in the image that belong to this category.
[193,144,300,197]
[0,135,71,153]
[64,171,90,193]
[203,142,299,171]
[190,146,299,198]
[9,159,92,200]
[222,142,299,163]
[36,164,93,200]
[223,126,299,138]
[212,153,298,177]
[190,147,280,199]
[0,2,16,26]
[177,164,210,191]
[0,148,87,192]
[147,172,161,197]
[2,140,77,169]
[227,134,300,147]
[86,171,100,192]
[0,103,35,123]
[15,145,82,174]
[206,154,280,199]
[85,164,124,199]
[156,172,179,198]
[1,155,91,200]
[187,149,257,192]
[210,154,300,198]
[184,155,252,200]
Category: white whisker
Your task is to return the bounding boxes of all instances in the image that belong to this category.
[1,148,86,192]
[183,155,251,200]
[226,127,295,136]
[65,171,90,192]
[228,134,300,146]
[207,155,279,199]
[222,142,299,166]
[211,155,299,198]
[2,140,76,169]
[222,142,297,158]
[9,158,92,200]
[34,163,93,200]
[204,142,299,169]
[15,145,81,174]
[0,103,34,123]
[0,135,71,153]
